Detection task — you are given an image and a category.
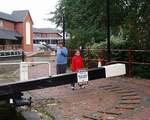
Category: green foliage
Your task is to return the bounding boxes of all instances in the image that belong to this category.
[84,35,125,60]
[51,0,107,46]
[52,0,150,49]
[121,0,150,49]
[133,65,150,79]
[86,35,125,49]
[51,0,150,78]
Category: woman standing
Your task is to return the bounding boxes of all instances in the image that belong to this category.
[56,42,68,74]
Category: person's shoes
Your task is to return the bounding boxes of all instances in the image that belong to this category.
[79,84,85,89]
[81,85,85,88]
[78,84,82,87]
[71,86,75,90]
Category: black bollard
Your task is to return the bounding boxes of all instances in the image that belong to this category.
[22,51,25,62]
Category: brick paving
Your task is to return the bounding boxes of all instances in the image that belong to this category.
[28,61,56,80]
[29,77,150,120]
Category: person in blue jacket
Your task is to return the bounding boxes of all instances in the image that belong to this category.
[56,42,68,74]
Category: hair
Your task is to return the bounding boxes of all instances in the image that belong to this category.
[58,41,64,46]
[75,49,80,54]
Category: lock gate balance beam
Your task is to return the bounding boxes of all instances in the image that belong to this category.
[0,63,126,100]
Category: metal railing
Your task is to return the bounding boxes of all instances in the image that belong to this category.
[0,50,23,57]
[0,62,52,84]
[0,44,21,51]
[68,48,150,77]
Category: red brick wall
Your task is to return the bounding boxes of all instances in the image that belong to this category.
[51,33,62,37]
[33,33,40,37]
[15,22,24,49]
[15,13,33,52]
[33,33,62,38]
[41,33,47,37]
[3,20,15,30]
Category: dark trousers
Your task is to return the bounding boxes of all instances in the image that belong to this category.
[71,82,75,87]
[57,64,67,74]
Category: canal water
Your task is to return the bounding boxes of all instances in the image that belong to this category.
[0,103,25,120]
[0,56,56,120]
[0,56,56,83]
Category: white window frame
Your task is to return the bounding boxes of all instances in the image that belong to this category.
[25,22,31,45]
[0,20,4,28]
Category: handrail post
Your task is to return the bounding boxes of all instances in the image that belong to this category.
[87,48,90,68]
[68,48,71,65]
[128,49,133,77]
[99,49,105,66]
[22,51,25,62]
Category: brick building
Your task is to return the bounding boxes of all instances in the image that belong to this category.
[33,28,62,51]
[0,10,33,53]
[0,10,63,56]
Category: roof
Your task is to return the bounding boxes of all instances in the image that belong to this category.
[0,12,16,22]
[0,29,22,40]
[33,28,60,33]
[0,10,32,23]
[11,10,30,22]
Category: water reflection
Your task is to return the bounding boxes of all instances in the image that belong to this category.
[25,56,53,62]
[0,56,56,84]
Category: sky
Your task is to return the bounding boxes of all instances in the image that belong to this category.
[0,0,59,28]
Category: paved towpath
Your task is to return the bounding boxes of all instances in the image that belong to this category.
[29,77,150,120]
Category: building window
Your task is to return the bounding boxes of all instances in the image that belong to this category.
[47,34,52,37]
[0,20,4,28]
[26,22,31,45]
[34,33,41,37]
[51,39,57,44]
[48,40,50,44]
[33,40,37,44]
[37,40,40,44]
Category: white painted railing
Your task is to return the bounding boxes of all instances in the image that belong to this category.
[0,62,53,83]
[20,62,52,81]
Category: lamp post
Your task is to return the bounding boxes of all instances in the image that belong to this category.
[62,15,65,45]
[106,0,111,62]
[50,11,65,45]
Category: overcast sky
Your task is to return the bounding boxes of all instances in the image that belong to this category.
[0,0,59,28]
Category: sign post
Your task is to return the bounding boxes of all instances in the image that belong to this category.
[77,70,88,84]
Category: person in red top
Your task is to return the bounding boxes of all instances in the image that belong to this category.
[71,50,84,90]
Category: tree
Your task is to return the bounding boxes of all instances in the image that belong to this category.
[51,0,107,47]
[51,0,150,49]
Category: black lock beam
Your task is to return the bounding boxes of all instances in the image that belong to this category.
[0,67,106,100]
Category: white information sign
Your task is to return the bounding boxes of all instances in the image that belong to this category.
[77,70,88,83]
